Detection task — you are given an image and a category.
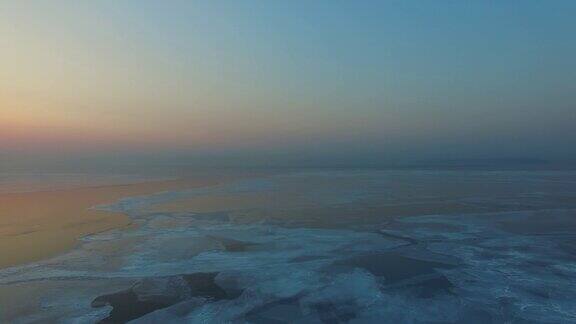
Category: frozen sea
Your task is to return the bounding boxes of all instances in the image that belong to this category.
[1,169,576,323]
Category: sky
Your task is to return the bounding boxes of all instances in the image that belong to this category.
[1,1,575,168]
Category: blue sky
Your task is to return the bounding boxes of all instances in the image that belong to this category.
[1,1,575,166]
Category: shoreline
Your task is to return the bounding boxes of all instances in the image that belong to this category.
[0,176,238,269]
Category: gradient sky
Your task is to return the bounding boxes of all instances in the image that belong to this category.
[1,1,575,167]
